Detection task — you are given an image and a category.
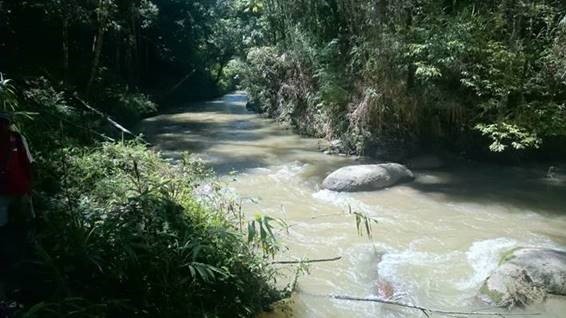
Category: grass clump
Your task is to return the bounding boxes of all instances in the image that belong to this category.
[23,142,280,318]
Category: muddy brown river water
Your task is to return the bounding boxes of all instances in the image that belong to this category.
[142,93,566,318]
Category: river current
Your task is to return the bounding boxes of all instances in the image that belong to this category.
[142,93,566,318]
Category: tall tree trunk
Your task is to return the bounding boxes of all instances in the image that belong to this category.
[62,18,70,84]
[127,2,139,85]
[504,0,518,46]
[406,6,415,92]
[378,0,389,25]
[87,26,105,95]
[115,39,121,75]
[144,39,150,81]
[87,0,109,95]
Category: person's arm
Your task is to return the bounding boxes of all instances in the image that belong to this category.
[15,134,36,220]
[20,135,33,164]
[17,134,33,194]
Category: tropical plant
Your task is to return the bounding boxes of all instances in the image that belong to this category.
[24,142,281,317]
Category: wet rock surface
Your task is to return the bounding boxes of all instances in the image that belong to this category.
[322,163,414,192]
[480,248,566,307]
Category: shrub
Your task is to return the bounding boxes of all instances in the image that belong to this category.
[25,142,280,318]
[0,73,18,112]
[240,46,291,113]
[18,77,102,150]
[100,86,157,126]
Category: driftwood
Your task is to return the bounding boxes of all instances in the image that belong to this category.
[271,256,342,265]
[300,291,541,317]
[38,107,116,142]
[162,70,196,98]
[58,114,115,142]
[72,94,137,138]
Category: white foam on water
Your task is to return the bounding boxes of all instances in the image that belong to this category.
[269,161,308,181]
[376,245,462,304]
[312,189,379,216]
[456,237,519,290]
[246,167,272,175]
[414,173,446,185]
[457,236,562,290]
[288,221,354,246]
[193,184,242,210]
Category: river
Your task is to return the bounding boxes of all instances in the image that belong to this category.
[141,93,566,318]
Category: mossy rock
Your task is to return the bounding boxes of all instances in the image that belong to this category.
[479,248,566,308]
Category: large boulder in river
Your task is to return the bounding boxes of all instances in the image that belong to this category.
[322,163,414,192]
[480,248,566,308]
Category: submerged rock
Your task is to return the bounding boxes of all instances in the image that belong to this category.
[405,154,445,170]
[320,139,345,155]
[480,248,566,308]
[322,163,414,192]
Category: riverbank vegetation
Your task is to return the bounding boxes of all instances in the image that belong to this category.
[22,142,279,317]
[230,1,566,161]
[0,1,282,317]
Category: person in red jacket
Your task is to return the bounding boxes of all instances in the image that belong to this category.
[0,112,34,227]
[0,112,34,303]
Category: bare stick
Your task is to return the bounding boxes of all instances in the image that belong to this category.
[72,94,138,139]
[271,256,342,265]
[301,292,540,317]
[163,69,196,98]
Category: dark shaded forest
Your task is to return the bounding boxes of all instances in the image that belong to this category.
[2,1,565,159]
[0,0,258,115]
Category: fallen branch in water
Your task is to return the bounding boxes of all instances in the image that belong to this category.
[300,292,541,317]
[271,256,342,265]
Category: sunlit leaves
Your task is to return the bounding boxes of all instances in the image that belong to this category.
[247,214,287,258]
[0,73,18,112]
[475,122,542,152]
[414,63,441,80]
[244,0,264,14]
[139,0,159,29]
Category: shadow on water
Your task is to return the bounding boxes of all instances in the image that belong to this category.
[141,93,352,175]
[161,93,251,116]
[143,92,566,216]
[408,163,566,216]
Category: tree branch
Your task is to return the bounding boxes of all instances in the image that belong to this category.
[72,94,138,139]
[300,292,540,317]
[271,256,342,265]
[162,69,196,98]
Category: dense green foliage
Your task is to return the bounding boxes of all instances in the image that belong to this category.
[0,1,282,317]
[0,0,258,104]
[234,0,566,158]
[29,143,278,317]
[0,78,281,317]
